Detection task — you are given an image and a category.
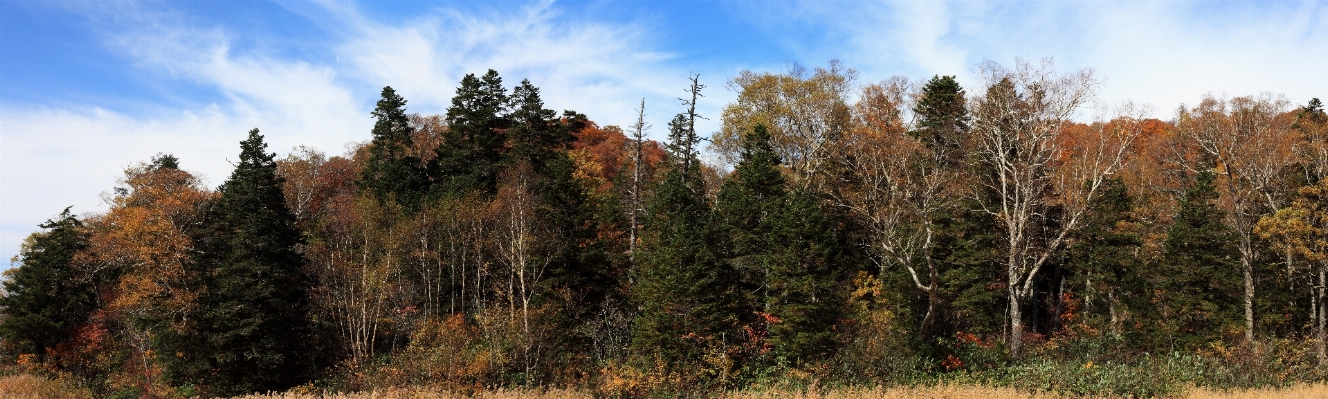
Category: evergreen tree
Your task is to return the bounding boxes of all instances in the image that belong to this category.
[511,83,617,375]
[357,86,429,209]
[0,209,93,361]
[507,80,571,171]
[936,200,1006,338]
[714,124,844,364]
[632,118,748,372]
[434,70,510,197]
[170,129,312,395]
[911,75,969,168]
[1153,170,1241,350]
[764,187,845,365]
[715,124,787,300]
[1065,178,1142,332]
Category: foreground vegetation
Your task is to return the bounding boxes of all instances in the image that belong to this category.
[6,373,1328,399]
[2,58,1327,397]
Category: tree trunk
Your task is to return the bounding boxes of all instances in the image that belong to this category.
[921,258,939,338]
[1244,256,1255,346]
[1318,265,1326,364]
[1009,281,1024,357]
[1108,291,1120,333]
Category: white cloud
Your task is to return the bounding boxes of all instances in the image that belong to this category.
[328,1,714,132]
[812,1,1328,116]
[0,0,704,265]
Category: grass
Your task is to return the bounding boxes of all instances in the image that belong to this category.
[0,373,91,399]
[3,374,1327,398]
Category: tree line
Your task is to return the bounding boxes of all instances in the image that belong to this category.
[2,59,1327,397]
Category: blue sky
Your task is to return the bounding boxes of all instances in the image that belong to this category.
[2,0,1326,267]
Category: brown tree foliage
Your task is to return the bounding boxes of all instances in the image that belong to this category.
[716,61,856,188]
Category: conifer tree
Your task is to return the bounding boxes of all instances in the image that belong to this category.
[1065,177,1142,332]
[509,81,617,372]
[632,114,748,371]
[507,79,569,171]
[1155,170,1241,350]
[358,86,429,209]
[434,70,510,197]
[0,209,93,361]
[764,187,844,365]
[172,129,312,395]
[714,124,844,364]
[715,124,786,299]
[936,200,1006,337]
[911,75,969,168]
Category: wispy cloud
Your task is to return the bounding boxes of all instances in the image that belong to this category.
[791,1,1328,113]
[1,0,697,264]
[6,0,1321,265]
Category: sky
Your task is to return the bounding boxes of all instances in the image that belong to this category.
[1,0,1325,267]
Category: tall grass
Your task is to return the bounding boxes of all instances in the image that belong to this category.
[0,373,91,399]
[4,373,1328,398]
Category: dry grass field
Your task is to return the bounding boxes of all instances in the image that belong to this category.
[3,374,1328,399]
[0,374,91,399]
[729,383,1328,399]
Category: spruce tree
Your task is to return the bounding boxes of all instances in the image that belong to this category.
[764,187,844,365]
[507,79,569,171]
[0,209,94,361]
[433,70,509,197]
[357,86,429,209]
[632,117,748,371]
[936,201,1006,338]
[714,124,843,364]
[509,81,617,373]
[174,129,312,395]
[715,124,787,299]
[1065,177,1142,332]
[911,75,969,168]
[1155,170,1241,350]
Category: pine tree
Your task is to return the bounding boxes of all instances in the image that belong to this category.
[507,79,569,171]
[434,70,510,197]
[715,124,787,300]
[1154,170,1241,350]
[713,124,843,364]
[764,187,844,365]
[0,209,93,361]
[1065,177,1142,333]
[936,200,1006,338]
[911,75,969,168]
[509,82,617,374]
[172,129,312,395]
[631,117,748,372]
[357,86,429,209]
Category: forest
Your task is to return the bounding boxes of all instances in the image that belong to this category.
[2,58,1327,398]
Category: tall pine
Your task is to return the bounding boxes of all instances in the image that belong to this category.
[764,186,845,365]
[1153,170,1241,350]
[357,86,429,209]
[911,75,969,168]
[433,70,510,197]
[714,124,844,365]
[715,125,787,301]
[1065,177,1142,333]
[631,115,748,373]
[0,209,94,362]
[172,129,312,395]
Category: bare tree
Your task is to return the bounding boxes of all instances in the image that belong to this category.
[1177,94,1296,346]
[495,164,552,378]
[971,58,1141,356]
[838,77,950,336]
[628,98,650,266]
[679,74,707,184]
